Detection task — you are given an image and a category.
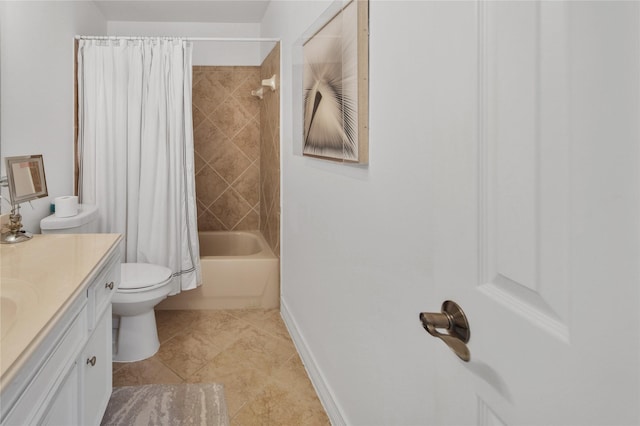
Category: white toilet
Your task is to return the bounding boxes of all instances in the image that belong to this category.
[40,204,173,362]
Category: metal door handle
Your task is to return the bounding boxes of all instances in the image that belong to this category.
[419,300,471,362]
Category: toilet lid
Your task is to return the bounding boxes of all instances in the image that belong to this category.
[120,263,172,290]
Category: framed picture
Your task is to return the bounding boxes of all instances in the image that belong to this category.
[302,0,369,164]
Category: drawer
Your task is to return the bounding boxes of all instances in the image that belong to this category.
[87,253,120,330]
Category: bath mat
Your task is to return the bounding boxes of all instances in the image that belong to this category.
[101,383,229,426]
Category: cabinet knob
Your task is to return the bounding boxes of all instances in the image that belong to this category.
[86,356,97,367]
[105,281,114,290]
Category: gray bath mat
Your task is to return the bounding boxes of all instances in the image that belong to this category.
[101,383,229,426]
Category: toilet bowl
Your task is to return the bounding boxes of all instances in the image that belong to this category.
[40,204,175,362]
[112,263,173,362]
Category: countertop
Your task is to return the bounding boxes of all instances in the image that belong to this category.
[0,233,122,390]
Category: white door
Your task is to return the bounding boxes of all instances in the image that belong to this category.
[427,2,640,424]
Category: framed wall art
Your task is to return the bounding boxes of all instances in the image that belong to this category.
[299,0,369,164]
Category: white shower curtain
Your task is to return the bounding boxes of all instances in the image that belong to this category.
[77,38,200,294]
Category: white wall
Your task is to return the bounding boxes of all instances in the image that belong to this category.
[262,1,452,424]
[0,1,107,232]
[107,21,266,66]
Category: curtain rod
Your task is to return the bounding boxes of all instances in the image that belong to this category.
[75,36,279,42]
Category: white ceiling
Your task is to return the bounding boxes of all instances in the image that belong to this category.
[94,0,271,23]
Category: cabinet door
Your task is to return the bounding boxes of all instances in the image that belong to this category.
[1,306,86,426]
[82,306,112,425]
[40,362,80,426]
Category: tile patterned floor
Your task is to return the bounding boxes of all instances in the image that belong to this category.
[112,309,330,425]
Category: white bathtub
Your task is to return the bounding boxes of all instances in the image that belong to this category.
[157,231,279,310]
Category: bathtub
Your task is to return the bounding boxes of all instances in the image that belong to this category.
[157,231,279,310]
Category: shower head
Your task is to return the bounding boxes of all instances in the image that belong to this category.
[261,74,277,91]
[250,74,277,100]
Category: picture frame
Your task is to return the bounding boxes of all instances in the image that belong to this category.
[301,0,369,164]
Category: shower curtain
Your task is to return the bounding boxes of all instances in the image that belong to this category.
[77,37,200,294]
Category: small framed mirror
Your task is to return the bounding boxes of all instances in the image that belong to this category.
[5,155,48,204]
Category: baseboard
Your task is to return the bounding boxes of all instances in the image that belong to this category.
[280,298,347,426]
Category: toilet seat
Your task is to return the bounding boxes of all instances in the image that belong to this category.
[119,263,172,293]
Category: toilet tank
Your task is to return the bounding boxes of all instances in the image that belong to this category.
[40,204,100,234]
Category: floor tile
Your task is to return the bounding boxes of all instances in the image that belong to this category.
[156,329,223,379]
[155,309,201,343]
[231,309,292,342]
[112,355,183,387]
[271,353,319,397]
[190,310,253,349]
[231,380,330,426]
[210,327,296,376]
[188,359,270,417]
[112,309,328,424]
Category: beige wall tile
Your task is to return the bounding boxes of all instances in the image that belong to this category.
[210,97,255,140]
[194,119,226,163]
[209,189,252,229]
[232,120,260,161]
[193,66,265,231]
[195,165,227,206]
[197,209,226,232]
[193,105,206,129]
[259,43,281,257]
[193,75,229,116]
[233,164,259,208]
[194,152,206,174]
[235,78,262,119]
[233,210,259,231]
[192,54,280,249]
[209,138,252,184]
[213,67,255,94]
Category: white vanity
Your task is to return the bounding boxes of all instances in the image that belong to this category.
[0,234,122,425]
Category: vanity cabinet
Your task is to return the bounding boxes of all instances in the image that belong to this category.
[0,238,121,426]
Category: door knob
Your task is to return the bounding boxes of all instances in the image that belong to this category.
[419,300,471,362]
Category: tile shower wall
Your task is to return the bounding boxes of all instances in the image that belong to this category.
[193,45,280,255]
[260,44,280,256]
[193,66,261,231]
